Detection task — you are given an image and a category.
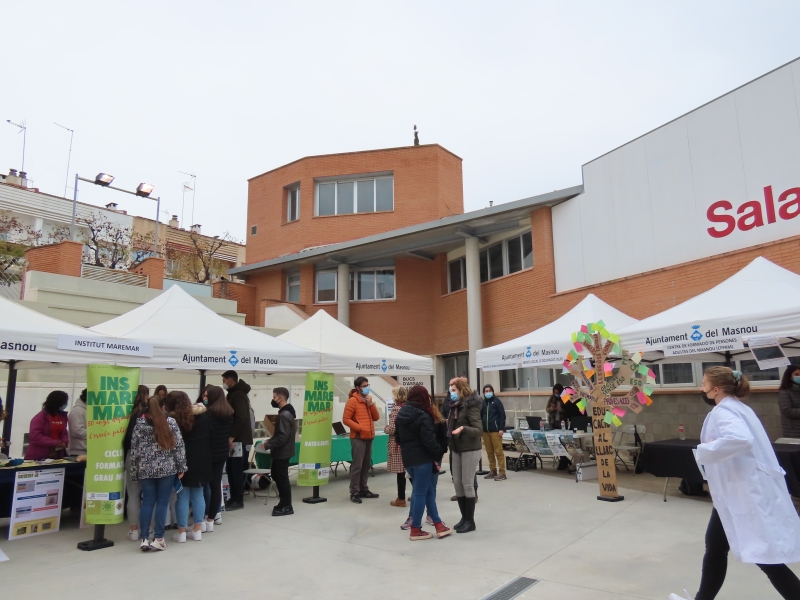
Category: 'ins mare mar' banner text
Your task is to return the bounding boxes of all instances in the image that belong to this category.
[297,372,334,487]
[85,364,140,524]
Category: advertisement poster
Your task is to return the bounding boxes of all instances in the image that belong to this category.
[297,372,334,487]
[85,364,140,524]
[9,468,65,540]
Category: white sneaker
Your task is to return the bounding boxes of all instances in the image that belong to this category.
[190,529,202,541]
[214,512,222,525]
[149,538,168,551]
[200,521,207,533]
[172,532,186,543]
[128,529,140,541]
[668,591,693,600]
[139,539,150,552]
[204,521,214,533]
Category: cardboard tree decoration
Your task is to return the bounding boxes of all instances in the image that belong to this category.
[561,321,655,502]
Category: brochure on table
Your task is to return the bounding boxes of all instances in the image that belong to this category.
[9,468,65,540]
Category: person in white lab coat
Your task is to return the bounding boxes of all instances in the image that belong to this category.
[670,367,800,600]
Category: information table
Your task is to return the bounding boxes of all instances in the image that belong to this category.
[0,460,85,519]
[255,433,389,471]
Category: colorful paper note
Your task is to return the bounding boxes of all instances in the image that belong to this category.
[645,396,653,406]
[573,342,583,352]
[643,385,654,396]
[580,324,588,334]
[647,376,656,385]
[603,362,615,373]
[648,369,656,379]
[636,391,646,403]
[585,369,595,379]
[608,333,620,344]
[577,399,587,413]
[571,332,577,343]
[597,319,605,328]
[612,407,626,417]
[612,415,622,427]
[600,327,610,338]
[588,323,597,333]
[632,352,642,363]
[611,344,621,355]
[603,411,613,424]
[583,359,592,370]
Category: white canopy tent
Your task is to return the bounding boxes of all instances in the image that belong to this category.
[617,257,800,363]
[90,285,319,372]
[476,294,638,371]
[278,309,433,375]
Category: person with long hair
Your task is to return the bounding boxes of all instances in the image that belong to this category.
[130,396,186,552]
[343,376,380,503]
[777,363,800,438]
[203,385,233,531]
[154,385,168,401]
[166,391,211,543]
[395,385,450,540]
[123,385,150,541]
[385,386,408,508]
[24,391,69,460]
[447,377,482,533]
[670,367,800,600]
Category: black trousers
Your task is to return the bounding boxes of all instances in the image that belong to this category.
[397,473,406,499]
[271,458,292,508]
[696,508,800,600]
[226,453,248,503]
[207,461,225,518]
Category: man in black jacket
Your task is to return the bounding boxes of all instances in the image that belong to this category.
[264,387,297,516]
[222,370,253,511]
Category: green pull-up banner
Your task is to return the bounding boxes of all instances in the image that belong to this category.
[297,372,334,487]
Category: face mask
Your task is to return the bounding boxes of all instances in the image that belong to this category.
[700,390,716,407]
[61,404,68,411]
[360,386,371,396]
[222,383,229,390]
[793,376,800,385]
[203,400,208,406]
[271,399,280,409]
[450,391,459,401]
[484,392,493,399]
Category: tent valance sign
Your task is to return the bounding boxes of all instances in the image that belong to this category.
[90,285,319,371]
[278,309,433,375]
[476,294,638,371]
[617,257,800,362]
[57,335,153,357]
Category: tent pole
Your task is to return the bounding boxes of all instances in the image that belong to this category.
[1,360,17,455]
[199,369,206,395]
[724,352,732,368]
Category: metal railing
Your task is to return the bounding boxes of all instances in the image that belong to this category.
[80,263,149,287]
[0,255,25,300]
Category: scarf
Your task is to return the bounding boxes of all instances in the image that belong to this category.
[446,398,462,439]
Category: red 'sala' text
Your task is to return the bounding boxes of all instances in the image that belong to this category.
[706,185,800,238]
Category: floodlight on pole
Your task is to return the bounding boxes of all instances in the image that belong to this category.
[95,173,114,186]
[6,119,26,172]
[136,183,155,197]
[53,122,74,198]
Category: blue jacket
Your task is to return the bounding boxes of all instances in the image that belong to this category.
[480,396,506,432]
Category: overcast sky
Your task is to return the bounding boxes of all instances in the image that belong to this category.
[2,1,799,241]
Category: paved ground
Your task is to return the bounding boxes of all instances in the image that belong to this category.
[1,463,797,599]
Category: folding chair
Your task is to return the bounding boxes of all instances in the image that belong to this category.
[508,431,541,471]
[246,445,278,506]
[559,435,591,482]
[612,424,645,472]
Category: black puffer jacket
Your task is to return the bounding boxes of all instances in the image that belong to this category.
[265,404,297,460]
[778,384,800,438]
[209,413,234,464]
[180,405,213,487]
[395,402,447,468]
[227,380,253,446]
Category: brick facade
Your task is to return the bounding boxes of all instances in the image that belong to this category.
[130,256,165,290]
[213,280,257,326]
[24,240,83,278]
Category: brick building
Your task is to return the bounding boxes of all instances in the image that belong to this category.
[231,58,800,441]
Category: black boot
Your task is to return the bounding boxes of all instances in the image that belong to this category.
[456,497,476,533]
[453,496,466,531]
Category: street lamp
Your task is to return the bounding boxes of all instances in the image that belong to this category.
[71,174,161,256]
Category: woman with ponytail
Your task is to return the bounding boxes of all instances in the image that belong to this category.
[670,367,800,600]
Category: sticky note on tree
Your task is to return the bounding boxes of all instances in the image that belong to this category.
[574,342,583,352]
[612,415,622,427]
[643,385,654,396]
[636,391,646,403]
[612,407,625,417]
[577,399,587,413]
[604,411,613,425]
[637,364,649,375]
[632,352,642,363]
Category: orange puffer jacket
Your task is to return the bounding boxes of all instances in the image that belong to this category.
[343,390,380,439]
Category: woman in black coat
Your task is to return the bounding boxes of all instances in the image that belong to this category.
[203,385,234,531]
[395,385,451,541]
[166,391,212,542]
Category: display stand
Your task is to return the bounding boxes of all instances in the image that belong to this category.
[476,458,489,476]
[77,524,114,551]
[302,485,327,504]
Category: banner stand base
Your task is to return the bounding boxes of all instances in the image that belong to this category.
[302,485,327,504]
[475,458,489,476]
[596,495,624,503]
[78,525,115,551]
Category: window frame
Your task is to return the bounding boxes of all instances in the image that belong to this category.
[314,270,337,304]
[250,225,257,236]
[314,175,394,216]
[448,257,466,293]
[286,186,300,223]
[478,230,534,283]
[350,267,396,301]
[286,273,300,304]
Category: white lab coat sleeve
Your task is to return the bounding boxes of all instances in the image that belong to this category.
[695,408,753,465]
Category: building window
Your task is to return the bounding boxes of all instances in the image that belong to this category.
[349,268,395,301]
[478,231,533,283]
[740,359,780,382]
[315,176,393,216]
[448,257,466,293]
[660,363,694,385]
[250,225,257,235]
[507,232,533,274]
[443,353,469,392]
[287,187,300,222]
[315,271,337,303]
[286,273,300,303]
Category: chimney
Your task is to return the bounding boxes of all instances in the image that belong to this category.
[489,201,493,207]
[19,171,28,188]
[190,224,201,234]
[169,215,179,228]
[6,169,21,186]
[105,202,119,212]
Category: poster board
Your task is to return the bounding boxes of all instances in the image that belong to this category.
[297,372,334,487]
[9,467,65,540]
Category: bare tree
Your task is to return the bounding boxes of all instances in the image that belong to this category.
[167,231,238,284]
[0,211,70,276]
[77,212,140,270]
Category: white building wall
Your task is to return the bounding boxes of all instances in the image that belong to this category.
[553,57,800,291]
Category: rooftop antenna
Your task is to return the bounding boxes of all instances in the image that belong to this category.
[178,171,196,228]
[413,124,419,146]
[6,119,26,172]
[53,122,74,198]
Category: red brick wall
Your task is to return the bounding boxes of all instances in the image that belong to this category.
[245,144,463,265]
[130,257,165,290]
[213,280,257,326]
[24,240,83,278]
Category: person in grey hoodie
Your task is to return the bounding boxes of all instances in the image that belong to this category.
[67,389,87,457]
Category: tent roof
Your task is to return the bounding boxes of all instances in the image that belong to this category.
[477,294,638,370]
[617,257,800,361]
[90,285,319,371]
[278,309,432,375]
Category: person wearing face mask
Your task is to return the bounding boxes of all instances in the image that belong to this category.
[670,367,800,600]
[480,384,507,481]
[261,387,297,516]
[67,389,88,457]
[777,365,800,439]
[343,376,380,503]
[25,390,70,460]
[221,370,253,511]
[447,377,483,533]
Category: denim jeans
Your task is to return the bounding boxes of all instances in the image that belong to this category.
[407,463,441,528]
[139,475,174,540]
[176,486,206,529]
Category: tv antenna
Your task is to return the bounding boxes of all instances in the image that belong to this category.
[53,122,75,198]
[178,171,196,228]
[6,119,27,172]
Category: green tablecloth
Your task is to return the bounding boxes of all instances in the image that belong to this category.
[255,433,388,469]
